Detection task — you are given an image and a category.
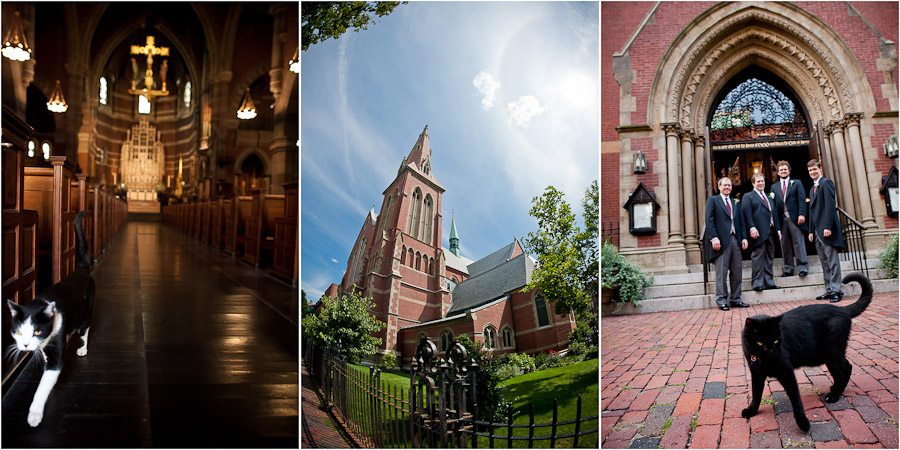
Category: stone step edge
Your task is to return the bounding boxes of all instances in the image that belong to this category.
[644,268,893,297]
[602,278,899,316]
[652,260,882,286]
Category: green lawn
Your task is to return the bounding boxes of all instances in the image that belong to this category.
[340,359,600,448]
[493,358,600,448]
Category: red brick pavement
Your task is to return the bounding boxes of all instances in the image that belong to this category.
[301,364,355,448]
[601,291,900,448]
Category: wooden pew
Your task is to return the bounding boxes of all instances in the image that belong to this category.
[71,174,93,263]
[90,183,103,263]
[272,182,298,285]
[243,191,285,267]
[24,156,77,288]
[2,112,39,305]
[200,201,212,245]
[224,196,252,256]
[213,198,230,250]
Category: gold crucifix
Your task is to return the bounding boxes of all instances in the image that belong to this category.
[128,36,170,101]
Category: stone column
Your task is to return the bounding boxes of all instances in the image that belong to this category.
[268,4,287,102]
[681,130,698,262]
[828,122,856,218]
[694,135,708,242]
[662,123,683,245]
[845,113,876,227]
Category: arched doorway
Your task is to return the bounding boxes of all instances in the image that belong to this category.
[237,152,266,195]
[707,67,814,199]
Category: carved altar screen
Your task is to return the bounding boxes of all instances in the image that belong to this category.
[120,118,165,202]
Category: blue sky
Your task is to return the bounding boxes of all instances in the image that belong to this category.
[300,2,599,301]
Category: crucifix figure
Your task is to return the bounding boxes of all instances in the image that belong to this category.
[129,36,170,100]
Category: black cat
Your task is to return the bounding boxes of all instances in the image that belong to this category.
[740,273,872,432]
[6,210,94,427]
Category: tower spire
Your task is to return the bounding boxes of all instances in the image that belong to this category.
[449,216,460,256]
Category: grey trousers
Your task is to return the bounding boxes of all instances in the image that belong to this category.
[814,234,842,294]
[714,237,743,304]
[780,216,809,274]
[751,227,776,290]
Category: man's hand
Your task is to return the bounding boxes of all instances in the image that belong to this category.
[797,215,805,225]
[750,227,759,239]
[809,233,814,243]
[711,237,721,251]
[778,231,782,240]
[741,239,748,250]
[824,228,831,238]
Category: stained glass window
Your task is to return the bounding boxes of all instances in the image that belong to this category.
[184,81,191,108]
[99,77,107,105]
[138,95,151,114]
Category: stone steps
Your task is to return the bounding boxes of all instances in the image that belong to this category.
[602,256,897,316]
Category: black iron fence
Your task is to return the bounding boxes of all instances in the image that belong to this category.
[601,221,619,247]
[303,338,599,448]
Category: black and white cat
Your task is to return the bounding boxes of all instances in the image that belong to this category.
[741,272,873,432]
[6,210,94,427]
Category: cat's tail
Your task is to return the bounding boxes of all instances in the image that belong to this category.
[74,210,91,271]
[841,273,873,318]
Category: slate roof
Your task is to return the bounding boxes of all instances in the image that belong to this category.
[446,251,534,315]
[466,241,518,277]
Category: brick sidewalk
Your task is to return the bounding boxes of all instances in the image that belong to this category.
[601,291,899,448]
[301,364,355,448]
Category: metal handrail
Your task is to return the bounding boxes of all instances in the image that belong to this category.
[836,207,869,279]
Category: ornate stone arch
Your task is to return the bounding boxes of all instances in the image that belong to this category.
[649,3,876,131]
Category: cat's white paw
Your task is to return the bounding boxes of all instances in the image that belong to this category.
[76,346,87,357]
[27,409,43,427]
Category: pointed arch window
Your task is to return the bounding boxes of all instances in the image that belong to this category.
[422,194,434,243]
[534,294,550,328]
[439,329,453,352]
[401,245,407,265]
[349,238,366,285]
[138,94,151,115]
[710,77,808,143]
[99,77,108,105]
[483,325,498,350]
[415,252,422,271]
[407,188,423,237]
[184,80,192,109]
[501,326,515,349]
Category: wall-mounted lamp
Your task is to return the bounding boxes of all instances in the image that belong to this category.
[623,182,659,235]
[880,166,899,218]
[884,135,898,159]
[633,150,647,174]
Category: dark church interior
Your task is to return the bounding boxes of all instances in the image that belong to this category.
[1,3,299,446]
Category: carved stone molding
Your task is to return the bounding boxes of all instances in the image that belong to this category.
[662,122,681,136]
[693,47,825,130]
[669,7,854,128]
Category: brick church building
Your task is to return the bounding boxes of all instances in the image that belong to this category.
[325,126,575,367]
[602,2,898,273]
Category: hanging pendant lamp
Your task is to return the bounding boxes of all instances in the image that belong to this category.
[2,11,32,61]
[47,80,68,113]
[237,88,257,120]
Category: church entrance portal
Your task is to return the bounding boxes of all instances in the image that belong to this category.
[707,68,818,260]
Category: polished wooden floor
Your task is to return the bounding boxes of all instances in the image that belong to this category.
[2,219,299,447]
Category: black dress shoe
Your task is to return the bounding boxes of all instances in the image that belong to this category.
[798,271,808,276]
[716,302,730,311]
[829,293,841,303]
[780,273,793,277]
[816,292,831,300]
[753,286,764,292]
[730,301,750,308]
[765,285,780,290]
[836,291,844,299]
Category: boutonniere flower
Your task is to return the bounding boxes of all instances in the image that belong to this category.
[735,199,740,203]
[768,192,775,199]
[789,180,794,186]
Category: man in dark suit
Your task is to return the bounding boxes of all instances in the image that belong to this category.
[705,177,749,311]
[807,160,844,302]
[771,160,809,277]
[743,172,781,291]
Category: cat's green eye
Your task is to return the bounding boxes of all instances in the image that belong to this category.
[757,341,764,346]
[14,331,22,335]
[33,331,41,336]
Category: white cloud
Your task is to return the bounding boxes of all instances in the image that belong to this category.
[472,71,501,110]
[507,95,546,127]
[331,258,339,264]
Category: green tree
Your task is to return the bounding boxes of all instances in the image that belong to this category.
[301,290,309,318]
[522,181,598,319]
[302,1,406,51]
[455,335,512,420]
[301,288,385,363]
